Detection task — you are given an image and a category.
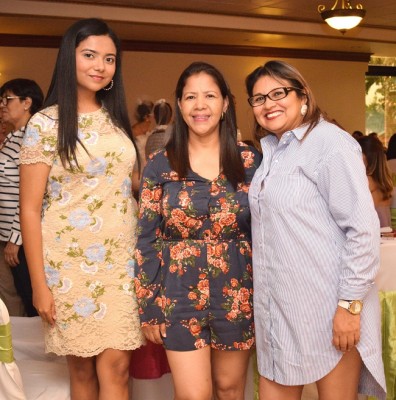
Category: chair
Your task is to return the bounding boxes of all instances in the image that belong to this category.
[1,298,70,400]
[0,297,26,400]
[10,316,70,400]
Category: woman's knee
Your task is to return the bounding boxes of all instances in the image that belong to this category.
[96,350,131,383]
[67,356,97,383]
[213,378,244,400]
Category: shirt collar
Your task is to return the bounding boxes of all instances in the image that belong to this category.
[260,121,313,146]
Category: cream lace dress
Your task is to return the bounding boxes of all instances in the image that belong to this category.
[20,105,144,356]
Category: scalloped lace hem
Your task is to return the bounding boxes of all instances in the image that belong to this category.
[20,157,52,166]
[46,340,146,358]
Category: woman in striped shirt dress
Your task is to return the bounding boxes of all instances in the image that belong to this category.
[0,79,43,317]
[246,60,386,400]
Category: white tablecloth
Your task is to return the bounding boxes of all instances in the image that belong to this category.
[376,238,396,291]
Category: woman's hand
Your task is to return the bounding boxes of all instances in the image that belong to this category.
[4,242,20,267]
[33,284,56,327]
[332,306,360,353]
[142,323,167,345]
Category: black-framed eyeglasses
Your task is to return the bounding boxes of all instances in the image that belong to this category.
[248,87,300,107]
[0,96,24,107]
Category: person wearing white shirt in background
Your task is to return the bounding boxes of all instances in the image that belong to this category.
[246,60,386,400]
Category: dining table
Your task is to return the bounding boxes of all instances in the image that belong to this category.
[372,237,396,400]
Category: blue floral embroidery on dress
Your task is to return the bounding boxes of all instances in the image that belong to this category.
[87,157,107,176]
[84,243,106,263]
[126,259,135,278]
[74,297,96,317]
[23,126,40,147]
[68,209,91,230]
[45,265,60,287]
[121,177,132,198]
[49,179,62,198]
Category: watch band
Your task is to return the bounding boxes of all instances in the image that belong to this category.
[338,300,350,310]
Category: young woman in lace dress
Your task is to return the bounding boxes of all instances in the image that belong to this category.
[19,18,144,399]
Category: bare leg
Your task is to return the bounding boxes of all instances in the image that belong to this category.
[96,349,131,400]
[259,376,303,400]
[66,355,98,400]
[211,349,251,400]
[166,346,212,400]
[316,347,362,400]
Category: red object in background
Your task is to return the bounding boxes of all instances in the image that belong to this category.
[130,341,171,379]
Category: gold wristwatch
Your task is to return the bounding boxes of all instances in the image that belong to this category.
[338,299,363,315]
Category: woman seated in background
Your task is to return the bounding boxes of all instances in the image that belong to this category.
[386,133,396,230]
[145,99,172,159]
[358,135,393,228]
[132,100,154,170]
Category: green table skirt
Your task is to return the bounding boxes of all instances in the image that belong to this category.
[369,291,396,400]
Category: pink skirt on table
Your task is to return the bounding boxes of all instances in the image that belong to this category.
[130,341,171,379]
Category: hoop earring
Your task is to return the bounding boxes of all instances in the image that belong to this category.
[301,104,308,116]
[103,80,114,91]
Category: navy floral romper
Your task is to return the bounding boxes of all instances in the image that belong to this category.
[134,143,262,351]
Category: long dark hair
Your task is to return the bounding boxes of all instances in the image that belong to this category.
[166,61,245,189]
[44,18,136,169]
[387,133,396,160]
[358,135,393,200]
[245,60,323,141]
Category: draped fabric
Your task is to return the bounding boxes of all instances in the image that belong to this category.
[376,292,396,400]
[0,322,13,363]
[0,299,26,399]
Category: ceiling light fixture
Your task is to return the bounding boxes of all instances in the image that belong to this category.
[318,0,366,34]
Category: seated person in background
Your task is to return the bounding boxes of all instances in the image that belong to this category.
[145,99,172,159]
[132,100,154,170]
[386,133,396,230]
[358,135,393,228]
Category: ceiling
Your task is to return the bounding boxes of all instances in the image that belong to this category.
[0,0,396,59]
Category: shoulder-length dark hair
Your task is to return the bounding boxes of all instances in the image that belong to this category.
[358,135,393,200]
[245,60,323,141]
[387,133,396,160]
[44,18,136,169]
[166,61,245,189]
[0,78,43,115]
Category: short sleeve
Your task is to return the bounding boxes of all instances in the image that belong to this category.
[20,108,58,166]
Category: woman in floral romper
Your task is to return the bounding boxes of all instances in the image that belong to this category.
[19,19,144,399]
[135,61,262,400]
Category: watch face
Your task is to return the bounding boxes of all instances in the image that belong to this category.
[350,301,362,314]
